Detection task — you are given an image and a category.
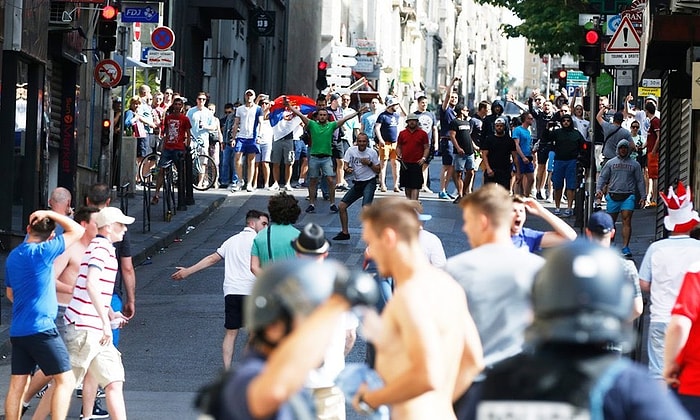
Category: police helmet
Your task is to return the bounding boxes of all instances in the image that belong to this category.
[245,259,347,333]
[527,240,634,349]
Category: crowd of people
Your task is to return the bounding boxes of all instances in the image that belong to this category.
[6,80,700,420]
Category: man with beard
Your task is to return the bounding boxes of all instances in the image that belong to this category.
[397,114,430,200]
[481,117,518,190]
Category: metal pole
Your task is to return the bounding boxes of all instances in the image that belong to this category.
[586,78,597,227]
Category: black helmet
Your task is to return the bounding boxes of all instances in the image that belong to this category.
[527,240,634,349]
[245,259,347,333]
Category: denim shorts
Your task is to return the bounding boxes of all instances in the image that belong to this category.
[440,138,454,165]
[647,321,667,379]
[233,138,260,155]
[341,177,377,207]
[308,155,335,178]
[453,153,475,172]
[158,149,184,167]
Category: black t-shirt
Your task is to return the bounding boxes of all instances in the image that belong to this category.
[113,230,132,297]
[449,118,474,154]
[482,134,515,172]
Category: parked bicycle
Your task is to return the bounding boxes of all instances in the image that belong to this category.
[138,147,217,191]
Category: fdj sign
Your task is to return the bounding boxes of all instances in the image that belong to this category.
[251,10,275,37]
[121,6,159,23]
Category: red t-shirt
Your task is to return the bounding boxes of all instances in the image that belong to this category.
[397,128,429,163]
[163,113,192,151]
[646,116,660,152]
[671,265,700,396]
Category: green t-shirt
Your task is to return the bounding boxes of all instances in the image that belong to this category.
[307,120,338,156]
[251,223,300,267]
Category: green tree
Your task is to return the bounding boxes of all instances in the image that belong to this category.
[476,0,589,56]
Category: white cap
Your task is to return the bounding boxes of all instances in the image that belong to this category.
[95,207,135,228]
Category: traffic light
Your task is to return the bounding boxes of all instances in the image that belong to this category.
[557,69,567,90]
[101,118,111,146]
[579,29,602,77]
[97,5,118,54]
[316,58,328,91]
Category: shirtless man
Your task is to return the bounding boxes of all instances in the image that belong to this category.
[28,207,106,420]
[354,197,483,419]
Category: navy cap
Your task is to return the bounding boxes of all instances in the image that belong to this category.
[613,111,624,122]
[588,211,614,234]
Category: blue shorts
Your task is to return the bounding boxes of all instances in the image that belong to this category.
[341,177,377,207]
[308,155,335,178]
[440,138,454,165]
[547,151,555,172]
[233,138,260,155]
[256,142,272,162]
[552,159,577,190]
[10,328,71,376]
[453,154,475,172]
[294,140,307,160]
[158,149,184,167]
[517,155,535,174]
[605,193,636,213]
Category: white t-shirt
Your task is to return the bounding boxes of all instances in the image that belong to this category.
[419,229,446,269]
[216,227,257,296]
[342,146,380,182]
[257,119,272,144]
[235,104,261,139]
[186,106,214,145]
[639,236,700,323]
[572,116,590,142]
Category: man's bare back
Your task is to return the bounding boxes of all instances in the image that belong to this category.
[54,240,89,305]
[372,267,482,419]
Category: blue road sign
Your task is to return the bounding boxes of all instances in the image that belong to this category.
[121,6,159,23]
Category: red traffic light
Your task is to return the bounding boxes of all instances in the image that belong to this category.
[102,119,111,129]
[558,69,568,79]
[584,29,600,45]
[101,5,118,20]
[317,59,328,71]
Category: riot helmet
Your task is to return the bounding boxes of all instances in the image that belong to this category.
[527,240,634,350]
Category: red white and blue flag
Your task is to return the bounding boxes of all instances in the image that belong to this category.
[269,95,316,140]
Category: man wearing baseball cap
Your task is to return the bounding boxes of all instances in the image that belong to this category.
[230,88,263,192]
[63,207,134,420]
[596,108,633,167]
[396,113,430,200]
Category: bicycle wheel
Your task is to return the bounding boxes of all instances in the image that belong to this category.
[192,155,218,191]
[138,153,160,185]
[163,167,175,222]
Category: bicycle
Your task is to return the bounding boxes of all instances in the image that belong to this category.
[138,146,218,191]
[161,160,177,221]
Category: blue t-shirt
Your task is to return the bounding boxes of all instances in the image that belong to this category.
[222,350,312,419]
[375,111,400,143]
[512,126,533,157]
[439,106,457,138]
[5,235,65,337]
[512,227,545,253]
[361,112,379,140]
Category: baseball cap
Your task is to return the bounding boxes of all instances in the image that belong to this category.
[406,113,419,122]
[645,94,658,104]
[613,111,624,122]
[245,89,256,97]
[588,211,614,234]
[495,117,507,125]
[329,93,341,102]
[385,96,399,107]
[95,207,135,228]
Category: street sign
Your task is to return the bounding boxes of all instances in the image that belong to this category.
[147,50,175,67]
[617,68,634,86]
[604,52,639,66]
[606,16,640,52]
[642,78,661,88]
[326,76,352,87]
[326,66,352,77]
[134,22,141,41]
[638,86,661,98]
[141,46,152,61]
[330,55,358,67]
[94,59,123,88]
[121,6,159,23]
[251,10,275,37]
[151,26,175,50]
[353,56,374,73]
[332,46,358,57]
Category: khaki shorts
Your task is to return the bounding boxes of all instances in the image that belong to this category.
[379,142,397,160]
[63,323,125,387]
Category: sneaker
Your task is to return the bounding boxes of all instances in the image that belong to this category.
[330,204,339,213]
[535,191,543,200]
[563,209,574,217]
[22,403,30,416]
[421,186,433,193]
[333,232,351,241]
[553,208,561,216]
[76,387,105,399]
[323,194,330,201]
[546,196,554,203]
[336,184,349,191]
[230,184,241,192]
[218,184,229,189]
[645,201,657,208]
[284,184,294,192]
[621,247,633,258]
[453,196,462,204]
[267,183,279,191]
[80,399,109,419]
[393,186,401,193]
[438,191,450,200]
[380,186,387,192]
[246,185,254,192]
[305,204,316,213]
[36,383,49,398]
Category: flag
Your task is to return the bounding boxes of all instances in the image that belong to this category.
[269,95,316,127]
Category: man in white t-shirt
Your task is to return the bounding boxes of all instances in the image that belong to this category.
[639,181,700,382]
[231,89,263,192]
[186,92,217,188]
[332,133,380,241]
[171,209,269,369]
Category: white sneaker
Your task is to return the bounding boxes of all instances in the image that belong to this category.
[284,184,294,191]
[267,183,279,191]
[246,185,254,192]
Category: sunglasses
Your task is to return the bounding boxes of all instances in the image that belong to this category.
[197,97,206,100]
[631,125,640,128]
